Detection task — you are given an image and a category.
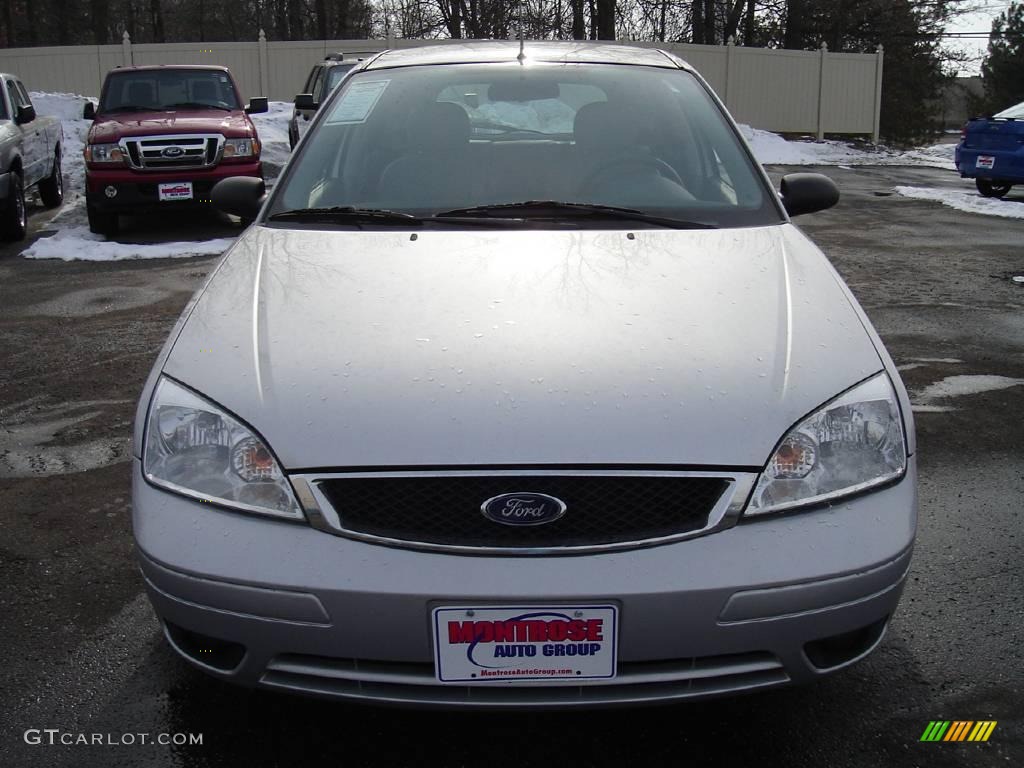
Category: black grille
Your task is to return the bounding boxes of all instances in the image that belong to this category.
[316,475,729,549]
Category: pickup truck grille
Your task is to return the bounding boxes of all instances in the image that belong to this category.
[121,134,224,171]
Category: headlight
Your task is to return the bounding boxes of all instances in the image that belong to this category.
[747,373,907,515]
[85,143,124,164]
[223,137,258,158]
[143,377,303,520]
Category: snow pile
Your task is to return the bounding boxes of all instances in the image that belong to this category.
[23,225,235,261]
[30,91,94,200]
[740,124,956,169]
[250,101,293,180]
[894,186,1024,219]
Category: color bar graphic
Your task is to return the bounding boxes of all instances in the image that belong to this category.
[920,721,996,742]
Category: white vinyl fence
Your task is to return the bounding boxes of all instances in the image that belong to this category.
[0,33,884,141]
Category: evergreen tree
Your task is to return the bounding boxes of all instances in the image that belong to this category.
[980,2,1024,112]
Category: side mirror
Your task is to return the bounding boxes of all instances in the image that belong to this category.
[780,173,839,217]
[211,176,266,220]
[245,97,269,115]
[16,104,35,124]
[294,93,318,111]
[83,101,96,120]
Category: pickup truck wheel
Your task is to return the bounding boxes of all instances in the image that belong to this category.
[976,179,1012,198]
[1,172,27,241]
[87,203,119,237]
[39,150,64,208]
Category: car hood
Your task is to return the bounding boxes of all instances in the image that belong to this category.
[164,225,883,469]
[89,110,254,141]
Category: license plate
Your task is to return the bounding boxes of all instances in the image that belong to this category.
[976,155,995,170]
[158,181,193,201]
[432,605,618,683]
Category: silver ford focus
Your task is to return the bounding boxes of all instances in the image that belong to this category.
[133,42,916,707]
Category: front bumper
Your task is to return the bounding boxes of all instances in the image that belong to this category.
[86,161,262,213]
[133,458,917,708]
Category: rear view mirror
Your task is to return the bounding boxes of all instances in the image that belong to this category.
[212,176,266,220]
[294,93,318,111]
[246,97,269,115]
[780,173,840,217]
[83,101,96,120]
[15,104,35,124]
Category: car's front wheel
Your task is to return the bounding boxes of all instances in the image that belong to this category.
[976,179,1013,198]
[87,203,119,237]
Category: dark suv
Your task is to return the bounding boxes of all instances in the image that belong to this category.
[289,52,377,148]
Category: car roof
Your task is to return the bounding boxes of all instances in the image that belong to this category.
[364,41,689,71]
[110,65,231,73]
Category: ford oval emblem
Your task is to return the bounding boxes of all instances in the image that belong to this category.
[162,146,185,158]
[481,492,567,526]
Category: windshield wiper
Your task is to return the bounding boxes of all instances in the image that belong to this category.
[435,201,716,229]
[268,206,424,225]
[165,102,232,111]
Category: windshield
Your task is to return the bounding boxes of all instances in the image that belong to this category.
[100,69,241,112]
[271,62,780,228]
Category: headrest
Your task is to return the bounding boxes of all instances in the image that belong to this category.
[573,101,639,151]
[410,101,470,151]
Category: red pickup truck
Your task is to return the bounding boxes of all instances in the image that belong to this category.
[83,65,267,236]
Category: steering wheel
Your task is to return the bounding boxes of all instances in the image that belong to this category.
[578,155,685,195]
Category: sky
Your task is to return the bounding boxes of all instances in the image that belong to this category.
[946,0,1018,75]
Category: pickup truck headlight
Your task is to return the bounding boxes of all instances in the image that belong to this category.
[143,377,303,520]
[746,373,907,516]
[84,143,125,164]
[223,137,259,158]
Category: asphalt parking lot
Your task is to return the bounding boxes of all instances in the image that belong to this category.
[0,164,1021,768]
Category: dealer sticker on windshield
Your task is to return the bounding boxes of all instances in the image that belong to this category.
[976,155,995,169]
[158,182,193,201]
[432,605,617,683]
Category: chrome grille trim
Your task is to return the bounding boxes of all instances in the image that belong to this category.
[289,470,757,555]
[119,133,224,170]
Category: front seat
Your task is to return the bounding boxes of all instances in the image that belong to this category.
[377,102,474,209]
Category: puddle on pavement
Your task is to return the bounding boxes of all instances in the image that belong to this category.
[0,396,133,478]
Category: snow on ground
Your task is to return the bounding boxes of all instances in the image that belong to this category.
[739,124,956,168]
[894,186,1024,220]
[916,375,1024,401]
[22,226,236,261]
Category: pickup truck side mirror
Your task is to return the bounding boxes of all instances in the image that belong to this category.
[212,176,266,220]
[16,104,36,124]
[780,173,840,217]
[83,101,96,120]
[245,97,269,115]
[294,94,318,111]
